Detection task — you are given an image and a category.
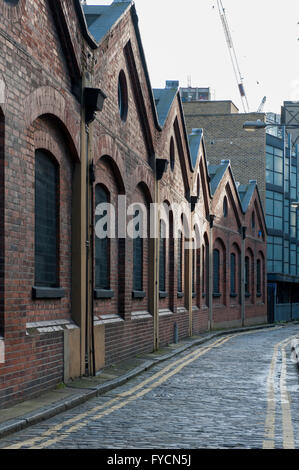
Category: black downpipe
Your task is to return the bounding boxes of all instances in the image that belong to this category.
[90,160,96,376]
[85,126,89,375]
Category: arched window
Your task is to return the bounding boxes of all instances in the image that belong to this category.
[170,137,175,171]
[252,211,255,230]
[256,259,261,296]
[133,209,143,292]
[192,239,196,296]
[245,256,250,296]
[118,70,128,122]
[159,220,166,293]
[35,150,58,287]
[230,253,236,295]
[213,249,220,294]
[223,196,228,217]
[95,185,110,290]
[177,231,183,294]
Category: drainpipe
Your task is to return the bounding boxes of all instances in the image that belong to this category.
[209,214,215,330]
[189,196,198,337]
[154,159,169,351]
[83,86,106,375]
[154,175,160,351]
[241,226,247,327]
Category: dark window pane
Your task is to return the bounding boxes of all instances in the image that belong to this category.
[133,210,143,291]
[230,253,236,294]
[257,259,261,295]
[159,221,166,291]
[213,249,220,293]
[35,151,58,287]
[95,185,110,290]
[177,232,183,292]
[245,257,249,294]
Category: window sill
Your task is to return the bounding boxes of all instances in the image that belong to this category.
[256,293,262,298]
[177,292,184,298]
[230,292,238,298]
[159,291,168,299]
[94,289,114,299]
[213,292,221,298]
[132,290,146,299]
[245,292,251,298]
[32,287,65,299]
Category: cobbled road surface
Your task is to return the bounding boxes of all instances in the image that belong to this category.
[0,324,298,449]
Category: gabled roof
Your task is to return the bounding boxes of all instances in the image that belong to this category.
[238,180,257,212]
[208,160,230,196]
[83,2,131,43]
[153,88,178,127]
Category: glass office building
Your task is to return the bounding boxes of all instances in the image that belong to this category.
[266,127,299,321]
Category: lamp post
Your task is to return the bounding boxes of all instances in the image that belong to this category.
[243,119,299,132]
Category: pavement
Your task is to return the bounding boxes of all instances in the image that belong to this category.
[0,322,296,440]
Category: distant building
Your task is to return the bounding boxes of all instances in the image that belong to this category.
[180,86,211,103]
[182,99,267,206]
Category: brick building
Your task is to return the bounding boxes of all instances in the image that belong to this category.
[0,0,267,408]
[183,96,299,323]
[183,100,267,206]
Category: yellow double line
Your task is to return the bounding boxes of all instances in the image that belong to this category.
[263,335,297,449]
[6,334,235,449]
[4,326,282,449]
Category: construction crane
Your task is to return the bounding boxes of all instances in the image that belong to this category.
[257,96,266,113]
[216,0,250,113]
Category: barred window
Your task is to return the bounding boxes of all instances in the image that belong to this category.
[35,150,58,287]
[213,249,220,294]
[257,259,261,296]
[245,256,250,295]
[133,210,143,291]
[223,197,228,217]
[177,231,183,293]
[95,185,110,290]
[159,220,166,292]
[230,253,236,295]
[192,243,196,295]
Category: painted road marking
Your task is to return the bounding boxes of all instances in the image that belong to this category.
[4,326,284,449]
[263,335,297,449]
[280,343,295,449]
[5,335,232,449]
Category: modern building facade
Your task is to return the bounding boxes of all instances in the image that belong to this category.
[266,117,299,322]
[183,96,299,322]
[0,0,267,408]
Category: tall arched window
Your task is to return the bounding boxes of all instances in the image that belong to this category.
[133,209,143,292]
[118,70,128,122]
[159,220,166,293]
[170,137,175,171]
[256,259,261,296]
[230,253,236,295]
[245,256,250,296]
[192,239,196,296]
[213,249,220,294]
[177,231,183,294]
[95,185,110,291]
[35,150,58,287]
[223,196,228,217]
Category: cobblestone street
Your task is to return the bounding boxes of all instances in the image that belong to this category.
[0,324,298,449]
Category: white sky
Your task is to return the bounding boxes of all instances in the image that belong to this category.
[86,0,299,114]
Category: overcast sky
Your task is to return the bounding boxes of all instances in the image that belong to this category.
[86,0,299,114]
